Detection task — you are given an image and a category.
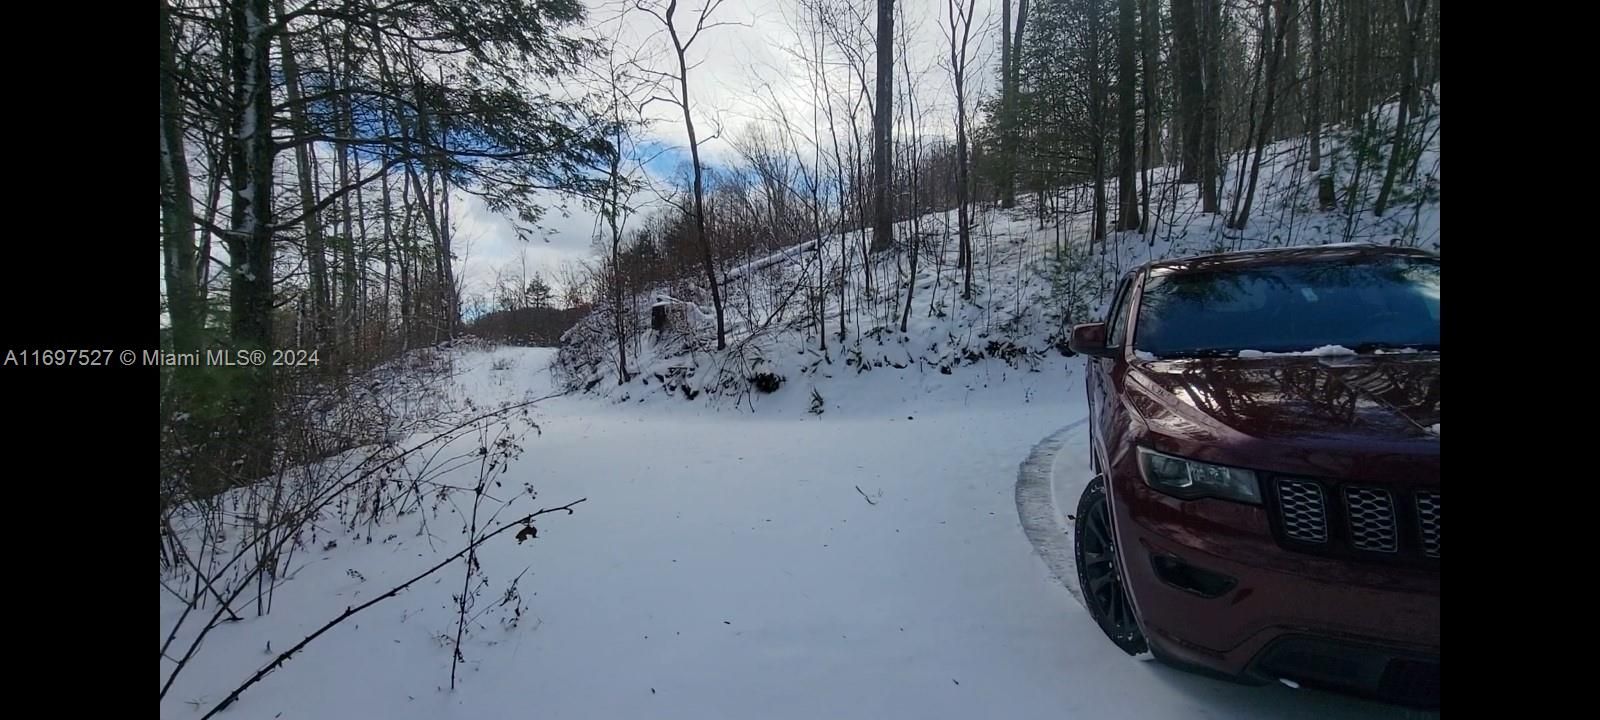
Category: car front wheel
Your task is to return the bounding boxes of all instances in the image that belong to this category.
[1075,474,1148,655]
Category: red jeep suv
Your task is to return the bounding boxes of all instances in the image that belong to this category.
[1067,244,1439,707]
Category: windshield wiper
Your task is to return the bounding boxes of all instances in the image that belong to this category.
[1154,348,1245,359]
[1351,341,1440,354]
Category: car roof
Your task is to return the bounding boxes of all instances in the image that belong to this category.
[1143,243,1437,274]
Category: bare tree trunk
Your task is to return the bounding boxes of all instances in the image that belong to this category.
[609,170,629,382]
[336,29,360,358]
[1428,1,1438,86]
[273,0,332,356]
[948,0,977,299]
[999,0,1030,209]
[1229,0,1292,230]
[1139,0,1159,235]
[389,57,442,343]
[436,97,458,340]
[197,143,223,311]
[817,17,852,342]
[398,181,413,347]
[603,70,633,384]
[402,162,443,338]
[1088,0,1109,242]
[1282,0,1303,138]
[1310,0,1336,209]
[849,122,873,297]
[398,65,456,345]
[870,0,895,253]
[1000,0,1013,209]
[1200,0,1222,213]
[664,0,726,349]
[380,188,393,342]
[1170,0,1205,184]
[1354,0,1371,122]
[160,0,202,359]
[429,170,449,342]
[1115,0,1141,231]
[372,49,397,348]
[225,0,279,479]
[900,20,922,333]
[807,2,829,355]
[1374,0,1424,216]
[351,163,370,356]
[1334,0,1351,122]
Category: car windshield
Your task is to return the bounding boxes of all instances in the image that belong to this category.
[1133,254,1439,358]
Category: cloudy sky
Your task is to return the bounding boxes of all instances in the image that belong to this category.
[453,0,1003,302]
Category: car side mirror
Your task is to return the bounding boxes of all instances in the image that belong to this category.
[1069,323,1117,358]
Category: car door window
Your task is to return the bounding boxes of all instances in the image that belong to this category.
[1106,272,1137,348]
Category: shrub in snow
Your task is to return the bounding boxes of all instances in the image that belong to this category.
[750,372,784,394]
[160,348,586,715]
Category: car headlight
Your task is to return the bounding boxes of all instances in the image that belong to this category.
[1137,448,1261,504]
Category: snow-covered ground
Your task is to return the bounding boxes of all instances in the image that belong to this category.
[161,346,1434,719]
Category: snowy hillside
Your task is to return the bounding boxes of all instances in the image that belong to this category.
[554,90,1440,414]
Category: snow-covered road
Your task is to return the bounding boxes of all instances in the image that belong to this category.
[161,347,1435,719]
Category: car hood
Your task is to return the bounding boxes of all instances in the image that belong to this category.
[1130,353,1440,445]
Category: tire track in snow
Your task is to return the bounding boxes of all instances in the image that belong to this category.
[1015,418,1090,608]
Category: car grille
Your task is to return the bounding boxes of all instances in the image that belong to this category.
[1277,479,1329,543]
[1271,478,1438,562]
[1345,487,1397,552]
[1415,492,1440,558]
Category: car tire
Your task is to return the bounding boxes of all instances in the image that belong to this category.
[1075,474,1149,655]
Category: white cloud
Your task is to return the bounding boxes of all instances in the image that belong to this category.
[451,189,623,299]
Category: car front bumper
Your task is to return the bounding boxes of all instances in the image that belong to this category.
[1108,472,1440,707]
